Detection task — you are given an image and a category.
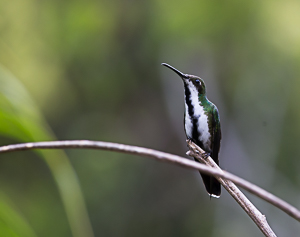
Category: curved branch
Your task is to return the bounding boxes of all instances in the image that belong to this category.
[0,140,299,227]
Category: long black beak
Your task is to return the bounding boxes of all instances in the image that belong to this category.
[161,63,189,79]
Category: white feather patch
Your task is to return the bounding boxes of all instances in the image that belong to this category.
[184,81,211,150]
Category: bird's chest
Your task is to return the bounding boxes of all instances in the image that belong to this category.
[184,101,211,151]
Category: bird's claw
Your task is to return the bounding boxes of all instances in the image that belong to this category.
[203,152,211,160]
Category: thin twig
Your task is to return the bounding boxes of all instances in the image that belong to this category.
[0,140,299,230]
[187,140,277,237]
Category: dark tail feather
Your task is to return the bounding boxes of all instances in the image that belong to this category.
[200,173,221,198]
[195,158,221,198]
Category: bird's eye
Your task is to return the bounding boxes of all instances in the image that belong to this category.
[195,79,200,85]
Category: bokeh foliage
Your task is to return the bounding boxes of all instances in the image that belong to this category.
[0,0,300,236]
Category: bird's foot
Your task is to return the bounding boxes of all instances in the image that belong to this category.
[202,152,211,160]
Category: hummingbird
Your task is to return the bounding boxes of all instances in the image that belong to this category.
[162,63,221,198]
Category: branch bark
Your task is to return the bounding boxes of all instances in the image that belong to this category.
[0,140,299,236]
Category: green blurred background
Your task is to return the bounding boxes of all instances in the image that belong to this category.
[0,0,300,236]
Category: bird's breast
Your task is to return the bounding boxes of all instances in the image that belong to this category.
[184,82,211,151]
[184,103,211,151]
